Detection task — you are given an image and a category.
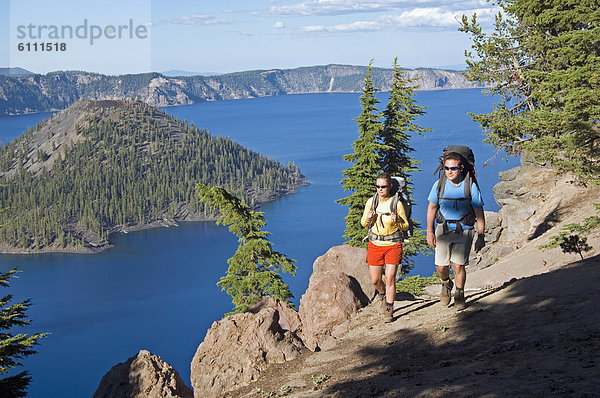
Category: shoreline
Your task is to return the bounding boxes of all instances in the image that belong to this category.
[2,88,485,116]
[0,182,308,255]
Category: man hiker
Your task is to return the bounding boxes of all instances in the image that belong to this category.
[426,148,486,309]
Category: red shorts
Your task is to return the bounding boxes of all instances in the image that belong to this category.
[367,242,403,266]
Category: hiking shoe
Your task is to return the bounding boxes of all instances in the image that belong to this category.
[454,288,466,309]
[384,304,394,323]
[440,279,453,306]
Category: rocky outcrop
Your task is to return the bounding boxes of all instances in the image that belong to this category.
[468,155,598,271]
[311,244,372,298]
[190,304,305,397]
[299,270,370,351]
[247,296,302,334]
[93,350,193,398]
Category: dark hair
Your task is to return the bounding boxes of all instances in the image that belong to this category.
[444,152,465,165]
[375,172,392,185]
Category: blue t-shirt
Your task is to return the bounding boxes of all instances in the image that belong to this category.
[427,179,484,230]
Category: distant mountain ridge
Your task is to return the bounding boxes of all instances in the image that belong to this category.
[0,67,34,77]
[0,64,481,115]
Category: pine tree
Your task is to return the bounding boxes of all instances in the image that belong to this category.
[0,270,47,397]
[337,61,385,247]
[197,185,296,314]
[460,0,600,183]
[379,58,433,271]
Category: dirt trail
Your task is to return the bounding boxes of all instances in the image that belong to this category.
[230,254,600,397]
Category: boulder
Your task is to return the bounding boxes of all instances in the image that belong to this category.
[310,244,372,297]
[299,270,370,351]
[190,307,304,397]
[246,296,302,334]
[93,350,193,398]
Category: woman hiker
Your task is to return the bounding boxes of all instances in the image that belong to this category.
[361,172,410,323]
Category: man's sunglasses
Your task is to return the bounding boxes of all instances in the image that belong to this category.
[444,166,460,171]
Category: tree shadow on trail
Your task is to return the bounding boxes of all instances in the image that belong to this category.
[320,255,600,397]
[528,204,564,241]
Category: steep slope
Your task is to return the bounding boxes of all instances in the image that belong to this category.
[0,99,304,253]
[226,162,600,397]
[231,255,600,397]
[0,65,481,115]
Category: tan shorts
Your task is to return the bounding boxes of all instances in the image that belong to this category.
[434,224,474,266]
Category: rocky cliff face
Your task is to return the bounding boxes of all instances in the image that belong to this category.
[190,300,305,397]
[469,156,600,272]
[0,65,481,115]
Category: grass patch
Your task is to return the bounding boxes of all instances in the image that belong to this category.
[396,274,448,296]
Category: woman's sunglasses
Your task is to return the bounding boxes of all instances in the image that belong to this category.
[375,185,389,189]
[444,166,460,171]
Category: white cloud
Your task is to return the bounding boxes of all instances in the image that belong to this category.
[273,21,286,29]
[267,0,432,17]
[302,25,326,32]
[165,14,230,25]
[265,0,498,17]
[298,5,500,32]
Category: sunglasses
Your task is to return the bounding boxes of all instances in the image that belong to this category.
[444,166,460,171]
[375,185,389,189]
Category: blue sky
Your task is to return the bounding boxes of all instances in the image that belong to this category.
[1,0,499,75]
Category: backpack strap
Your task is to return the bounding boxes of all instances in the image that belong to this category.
[435,177,477,230]
[367,193,403,242]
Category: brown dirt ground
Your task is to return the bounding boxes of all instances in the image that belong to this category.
[228,253,600,397]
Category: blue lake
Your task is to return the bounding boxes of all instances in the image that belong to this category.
[0,90,519,397]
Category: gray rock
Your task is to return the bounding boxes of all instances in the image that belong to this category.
[299,271,369,351]
[93,350,193,398]
[484,211,501,230]
[498,167,521,182]
[190,307,304,397]
[246,296,302,334]
[310,244,371,298]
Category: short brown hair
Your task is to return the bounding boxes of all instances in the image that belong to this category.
[375,172,392,185]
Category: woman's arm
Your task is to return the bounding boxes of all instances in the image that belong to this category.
[361,198,374,228]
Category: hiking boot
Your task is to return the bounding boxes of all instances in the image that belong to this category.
[384,304,394,323]
[454,288,466,309]
[440,279,453,306]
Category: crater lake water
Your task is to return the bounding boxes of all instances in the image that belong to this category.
[0,90,519,397]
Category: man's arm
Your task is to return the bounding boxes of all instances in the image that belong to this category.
[426,202,438,248]
[474,206,486,252]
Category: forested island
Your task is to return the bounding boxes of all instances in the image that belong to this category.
[0,64,481,115]
[0,99,304,253]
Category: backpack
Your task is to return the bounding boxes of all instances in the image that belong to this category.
[434,145,480,228]
[367,176,414,242]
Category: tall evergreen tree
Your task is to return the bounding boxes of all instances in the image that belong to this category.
[0,270,47,397]
[197,185,296,314]
[379,58,433,270]
[337,61,385,247]
[460,0,600,183]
